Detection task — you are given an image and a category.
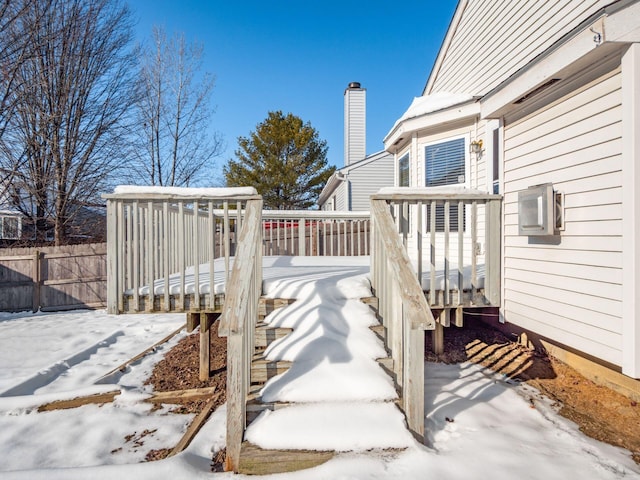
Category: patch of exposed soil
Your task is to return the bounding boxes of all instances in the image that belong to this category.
[426,318,640,463]
[141,320,228,461]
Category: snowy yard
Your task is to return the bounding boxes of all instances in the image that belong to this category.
[0,259,638,479]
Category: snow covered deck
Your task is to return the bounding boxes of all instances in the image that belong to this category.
[103,186,502,472]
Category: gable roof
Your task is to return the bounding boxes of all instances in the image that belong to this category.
[423,0,617,98]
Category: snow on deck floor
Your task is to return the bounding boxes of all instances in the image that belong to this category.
[137,255,485,295]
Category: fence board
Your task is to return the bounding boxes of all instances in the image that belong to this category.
[0,243,107,312]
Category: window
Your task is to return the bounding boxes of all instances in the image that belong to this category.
[425,137,466,187]
[0,215,21,239]
[398,153,410,187]
[424,137,467,231]
[492,128,500,194]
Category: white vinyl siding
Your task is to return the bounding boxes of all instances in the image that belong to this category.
[348,153,394,211]
[430,0,609,96]
[335,186,347,211]
[502,69,623,365]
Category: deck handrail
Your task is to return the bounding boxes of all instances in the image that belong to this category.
[217,198,263,473]
[370,188,502,443]
[104,188,262,314]
[372,188,502,309]
[370,199,435,443]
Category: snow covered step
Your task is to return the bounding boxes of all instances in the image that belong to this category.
[369,323,386,342]
[245,398,291,424]
[254,323,292,348]
[258,297,296,319]
[238,442,334,475]
[250,355,292,384]
[244,401,416,452]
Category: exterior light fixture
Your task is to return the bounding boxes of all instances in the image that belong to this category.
[469,139,483,155]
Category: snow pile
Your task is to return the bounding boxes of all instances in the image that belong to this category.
[389,91,475,134]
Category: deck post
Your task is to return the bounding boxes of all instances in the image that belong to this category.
[106,199,119,314]
[199,313,211,381]
[432,322,444,355]
[298,218,306,255]
[225,334,245,472]
[404,323,425,443]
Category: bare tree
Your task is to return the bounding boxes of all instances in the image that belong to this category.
[0,0,136,245]
[0,0,54,199]
[131,26,222,187]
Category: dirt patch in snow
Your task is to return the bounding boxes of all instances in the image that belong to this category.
[425,318,640,464]
[142,319,228,462]
[141,312,640,466]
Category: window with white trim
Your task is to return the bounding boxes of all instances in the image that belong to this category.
[424,137,466,187]
[398,152,410,187]
[424,136,467,231]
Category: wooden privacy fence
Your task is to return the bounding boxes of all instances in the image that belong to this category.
[0,243,107,312]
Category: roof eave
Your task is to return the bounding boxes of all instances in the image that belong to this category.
[384,100,481,152]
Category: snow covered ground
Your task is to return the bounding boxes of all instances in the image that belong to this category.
[0,258,638,479]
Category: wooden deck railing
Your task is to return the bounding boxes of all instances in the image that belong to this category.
[372,188,502,311]
[103,190,370,314]
[261,210,370,256]
[370,199,435,443]
[103,187,261,314]
[370,188,502,442]
[217,198,263,473]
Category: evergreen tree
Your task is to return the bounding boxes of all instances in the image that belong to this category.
[224,111,335,210]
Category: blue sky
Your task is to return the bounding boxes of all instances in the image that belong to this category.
[129,1,458,181]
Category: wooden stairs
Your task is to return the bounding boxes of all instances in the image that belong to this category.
[237,296,394,475]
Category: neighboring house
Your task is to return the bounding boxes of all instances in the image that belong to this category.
[319,82,394,211]
[319,150,394,211]
[385,0,640,380]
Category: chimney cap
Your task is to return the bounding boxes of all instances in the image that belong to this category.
[348,81,361,89]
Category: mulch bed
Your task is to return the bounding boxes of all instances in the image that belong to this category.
[142,320,228,462]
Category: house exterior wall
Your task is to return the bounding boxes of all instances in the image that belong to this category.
[502,68,623,366]
[335,182,347,211]
[348,154,394,211]
[428,0,611,96]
